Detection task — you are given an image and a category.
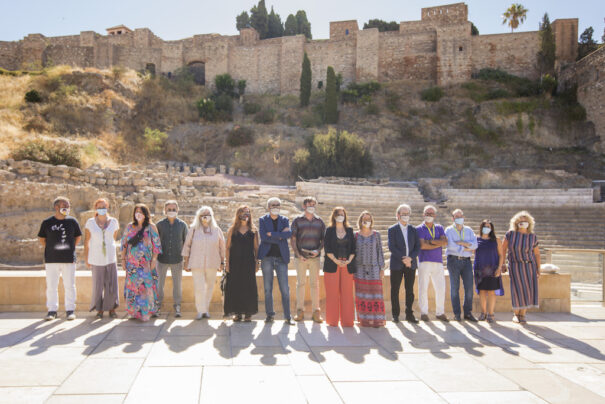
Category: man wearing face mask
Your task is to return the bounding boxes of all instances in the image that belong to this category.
[290,196,326,323]
[38,196,82,321]
[258,197,294,324]
[445,209,478,322]
[416,205,449,322]
[387,204,421,324]
[156,200,188,317]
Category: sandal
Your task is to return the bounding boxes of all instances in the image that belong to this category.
[95,312,103,319]
[478,313,487,321]
[487,314,495,324]
[109,310,118,319]
[232,314,242,322]
[518,315,527,324]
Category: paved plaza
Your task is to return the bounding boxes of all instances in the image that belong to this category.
[0,306,604,404]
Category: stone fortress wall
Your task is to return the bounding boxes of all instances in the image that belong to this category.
[0,3,578,93]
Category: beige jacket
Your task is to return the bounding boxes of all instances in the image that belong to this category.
[181,226,226,270]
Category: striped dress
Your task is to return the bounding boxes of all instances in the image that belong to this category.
[505,231,539,310]
[354,231,386,327]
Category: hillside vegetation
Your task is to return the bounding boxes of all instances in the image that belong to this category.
[0,65,602,184]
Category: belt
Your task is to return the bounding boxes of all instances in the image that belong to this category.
[448,255,470,260]
[513,260,534,264]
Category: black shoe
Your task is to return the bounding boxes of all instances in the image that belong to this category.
[392,316,399,323]
[405,314,419,324]
[464,313,478,322]
[454,315,462,321]
[265,315,274,323]
[44,311,57,321]
[66,311,76,320]
[420,314,430,322]
[284,318,295,325]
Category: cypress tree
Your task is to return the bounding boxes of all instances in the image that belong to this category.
[284,14,298,36]
[325,66,338,124]
[537,13,556,75]
[250,0,269,39]
[300,52,311,107]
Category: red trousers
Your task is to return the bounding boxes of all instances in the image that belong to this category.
[324,265,355,327]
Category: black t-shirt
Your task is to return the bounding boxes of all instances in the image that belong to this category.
[37,216,82,263]
[267,217,281,257]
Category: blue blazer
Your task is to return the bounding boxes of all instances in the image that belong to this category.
[388,223,420,271]
[258,214,292,263]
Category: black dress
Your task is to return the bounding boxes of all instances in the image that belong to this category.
[224,230,258,316]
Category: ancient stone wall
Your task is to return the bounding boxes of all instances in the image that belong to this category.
[471,32,541,79]
[0,3,580,92]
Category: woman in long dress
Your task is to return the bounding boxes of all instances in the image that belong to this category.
[501,211,541,324]
[224,205,259,322]
[473,219,504,323]
[121,203,162,321]
[354,211,385,328]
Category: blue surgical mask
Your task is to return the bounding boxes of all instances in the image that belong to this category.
[96,208,108,216]
[454,218,464,225]
[482,227,491,235]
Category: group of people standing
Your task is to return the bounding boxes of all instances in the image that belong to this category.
[37,195,541,326]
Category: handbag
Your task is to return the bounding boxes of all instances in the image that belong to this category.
[220,270,227,296]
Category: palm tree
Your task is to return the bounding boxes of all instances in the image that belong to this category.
[502,4,528,32]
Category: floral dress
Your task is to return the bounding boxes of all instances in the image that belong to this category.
[121,223,162,321]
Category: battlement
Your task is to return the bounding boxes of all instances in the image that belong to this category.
[421,2,468,24]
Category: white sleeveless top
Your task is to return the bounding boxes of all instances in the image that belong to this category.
[85,217,119,266]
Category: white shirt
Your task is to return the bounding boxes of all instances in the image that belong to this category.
[85,217,118,266]
[181,226,226,270]
[398,222,410,256]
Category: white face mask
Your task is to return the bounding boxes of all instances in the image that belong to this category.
[399,215,410,223]
[454,217,464,225]
[362,221,371,228]
[306,206,315,214]
[166,212,177,218]
[424,216,434,223]
[270,208,280,216]
[59,207,70,216]
[518,221,529,229]
[135,212,145,222]
[335,215,345,223]
[96,208,108,216]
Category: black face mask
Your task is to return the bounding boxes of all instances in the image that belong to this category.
[240,214,250,220]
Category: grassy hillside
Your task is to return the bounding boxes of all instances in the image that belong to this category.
[1,66,602,184]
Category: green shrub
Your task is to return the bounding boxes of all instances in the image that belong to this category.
[24,89,42,103]
[10,140,81,167]
[253,108,275,124]
[485,88,510,100]
[214,73,235,96]
[237,80,247,96]
[196,98,216,121]
[325,66,338,124]
[474,68,540,97]
[385,91,401,112]
[291,128,373,178]
[564,104,587,121]
[340,89,358,104]
[421,86,444,102]
[301,107,323,128]
[143,128,168,157]
[365,103,379,115]
[226,125,254,147]
[540,74,557,95]
[341,81,380,103]
[213,93,233,120]
[243,102,261,115]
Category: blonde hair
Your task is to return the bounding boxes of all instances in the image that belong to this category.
[357,210,374,230]
[93,198,110,217]
[509,210,535,233]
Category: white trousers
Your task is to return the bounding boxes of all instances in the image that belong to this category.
[45,263,77,312]
[418,261,446,316]
[191,268,218,314]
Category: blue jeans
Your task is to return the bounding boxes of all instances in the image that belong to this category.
[447,256,474,317]
[261,256,291,319]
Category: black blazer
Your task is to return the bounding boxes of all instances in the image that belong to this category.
[323,226,357,274]
[387,223,420,271]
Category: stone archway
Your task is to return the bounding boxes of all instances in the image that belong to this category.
[187,61,205,85]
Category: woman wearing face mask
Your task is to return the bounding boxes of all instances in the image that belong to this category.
[85,198,120,319]
[501,211,541,324]
[182,206,226,320]
[323,207,356,327]
[354,211,385,327]
[224,205,259,322]
[473,220,504,323]
[121,204,162,321]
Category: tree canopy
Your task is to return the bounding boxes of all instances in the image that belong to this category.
[502,4,528,32]
[235,2,311,39]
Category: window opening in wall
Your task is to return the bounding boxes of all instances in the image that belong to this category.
[345,29,349,35]
[459,46,463,52]
[187,61,206,85]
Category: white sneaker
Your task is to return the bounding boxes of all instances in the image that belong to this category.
[66,311,76,321]
[174,305,182,318]
[195,313,203,320]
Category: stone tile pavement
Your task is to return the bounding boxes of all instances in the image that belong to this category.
[0,306,604,403]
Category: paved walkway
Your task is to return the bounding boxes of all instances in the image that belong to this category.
[1,306,604,403]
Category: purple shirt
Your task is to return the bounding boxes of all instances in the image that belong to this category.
[416,223,445,263]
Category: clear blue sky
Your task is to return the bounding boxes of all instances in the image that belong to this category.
[1,1,603,42]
